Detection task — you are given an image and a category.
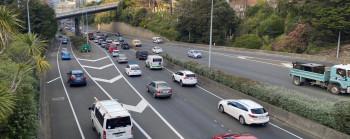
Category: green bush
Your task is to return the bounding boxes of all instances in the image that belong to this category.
[162,54,350,135]
[232,34,262,49]
[69,36,86,52]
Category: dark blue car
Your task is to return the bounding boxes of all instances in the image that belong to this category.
[67,70,86,87]
[61,52,71,60]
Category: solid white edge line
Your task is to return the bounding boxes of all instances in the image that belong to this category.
[56,41,85,139]
[131,118,152,139]
[163,66,304,139]
[46,77,61,83]
[70,42,152,139]
[92,41,185,139]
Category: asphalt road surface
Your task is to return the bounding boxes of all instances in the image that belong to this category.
[43,34,317,139]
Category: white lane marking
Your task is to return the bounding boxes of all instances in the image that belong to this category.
[56,42,85,139]
[70,42,151,139]
[76,56,108,62]
[270,123,303,139]
[122,99,148,113]
[163,67,303,139]
[91,75,123,83]
[131,118,152,139]
[46,77,61,83]
[81,63,114,70]
[238,56,246,59]
[92,41,185,139]
[282,62,293,68]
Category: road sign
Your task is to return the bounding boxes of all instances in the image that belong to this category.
[82,44,90,52]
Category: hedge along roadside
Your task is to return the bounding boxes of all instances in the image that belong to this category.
[161,54,350,135]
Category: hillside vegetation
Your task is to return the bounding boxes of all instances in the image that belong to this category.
[93,0,350,54]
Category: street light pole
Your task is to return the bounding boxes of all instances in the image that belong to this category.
[208,0,213,68]
[27,0,31,34]
[85,11,88,44]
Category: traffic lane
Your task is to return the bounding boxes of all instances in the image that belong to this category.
[46,42,82,139]
[86,41,182,139]
[129,38,350,102]
[112,51,228,138]
[119,50,312,138]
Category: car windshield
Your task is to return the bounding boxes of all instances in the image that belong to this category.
[111,45,117,48]
[106,116,131,129]
[153,58,162,62]
[186,74,195,77]
[141,52,148,55]
[157,83,170,89]
[155,47,161,50]
[113,50,119,53]
[73,73,84,77]
[193,51,200,54]
[251,108,266,114]
[62,52,70,55]
[62,48,68,51]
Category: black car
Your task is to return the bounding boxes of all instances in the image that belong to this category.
[122,43,129,49]
[136,51,148,60]
[115,32,121,36]
[67,70,86,87]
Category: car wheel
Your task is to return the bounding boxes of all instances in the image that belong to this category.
[69,83,73,87]
[83,83,86,86]
[219,105,224,113]
[172,76,176,82]
[330,84,340,95]
[239,116,246,125]
[293,76,302,86]
[153,93,157,98]
[262,122,269,126]
[128,72,131,77]
[147,87,150,92]
[180,80,184,87]
[92,120,96,131]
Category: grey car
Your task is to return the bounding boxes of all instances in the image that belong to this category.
[67,70,86,87]
[146,81,173,98]
[101,41,108,48]
[117,54,128,63]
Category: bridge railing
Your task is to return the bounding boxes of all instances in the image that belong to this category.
[56,3,119,18]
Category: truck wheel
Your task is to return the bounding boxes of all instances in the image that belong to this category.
[330,85,340,95]
[293,76,302,86]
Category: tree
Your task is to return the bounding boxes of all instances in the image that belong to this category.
[8,33,50,94]
[0,5,22,55]
[232,34,262,49]
[0,88,15,122]
[258,14,284,38]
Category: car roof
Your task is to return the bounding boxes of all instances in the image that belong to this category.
[119,54,126,57]
[153,81,167,84]
[154,46,161,49]
[71,70,83,74]
[95,100,130,118]
[236,99,263,109]
[148,55,162,58]
[113,50,119,52]
[179,70,194,74]
[129,64,140,68]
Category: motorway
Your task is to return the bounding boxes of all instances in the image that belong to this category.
[43,33,317,138]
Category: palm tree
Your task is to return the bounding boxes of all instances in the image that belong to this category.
[0,88,16,122]
[10,33,50,94]
[0,5,22,55]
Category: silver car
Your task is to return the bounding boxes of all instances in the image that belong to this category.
[187,50,202,58]
[117,54,128,63]
[146,81,173,98]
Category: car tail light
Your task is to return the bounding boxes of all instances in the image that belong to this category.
[83,76,86,79]
[103,131,106,139]
[266,113,269,116]
[248,114,257,118]
[131,126,133,135]
[169,89,173,93]
[157,90,160,93]
[184,77,188,79]
[70,76,74,79]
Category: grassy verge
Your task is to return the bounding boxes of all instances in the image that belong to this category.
[162,54,350,135]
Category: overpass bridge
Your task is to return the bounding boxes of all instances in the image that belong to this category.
[55,3,119,35]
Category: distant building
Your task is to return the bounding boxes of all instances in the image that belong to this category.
[55,1,76,13]
[230,0,258,18]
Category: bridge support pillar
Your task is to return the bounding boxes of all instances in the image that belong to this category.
[75,17,80,36]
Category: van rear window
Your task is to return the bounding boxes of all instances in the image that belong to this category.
[106,116,131,129]
[153,58,162,62]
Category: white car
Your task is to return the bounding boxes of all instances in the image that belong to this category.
[106,39,113,43]
[152,37,163,44]
[152,47,163,54]
[93,39,98,43]
[172,70,197,86]
[125,64,141,76]
[218,99,269,125]
[112,50,120,57]
[187,50,202,58]
[113,40,120,45]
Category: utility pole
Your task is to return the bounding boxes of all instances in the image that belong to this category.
[336,31,341,58]
[208,0,213,68]
[27,0,31,34]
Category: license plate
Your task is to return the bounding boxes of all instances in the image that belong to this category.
[259,116,265,119]
[115,133,122,137]
[163,91,168,93]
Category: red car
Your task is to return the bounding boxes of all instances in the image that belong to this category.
[213,133,258,139]
[108,44,118,52]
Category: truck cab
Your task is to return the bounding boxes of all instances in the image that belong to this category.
[329,64,350,94]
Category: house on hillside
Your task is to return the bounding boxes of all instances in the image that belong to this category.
[230,0,258,18]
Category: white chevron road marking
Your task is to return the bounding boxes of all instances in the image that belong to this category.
[81,63,114,70]
[76,56,108,62]
[91,75,123,83]
[122,99,149,113]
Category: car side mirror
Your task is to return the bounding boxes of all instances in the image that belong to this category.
[88,107,92,110]
[227,102,230,105]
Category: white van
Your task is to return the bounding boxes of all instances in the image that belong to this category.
[145,55,163,69]
[89,98,133,139]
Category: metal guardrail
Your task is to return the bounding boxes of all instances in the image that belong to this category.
[55,3,119,18]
